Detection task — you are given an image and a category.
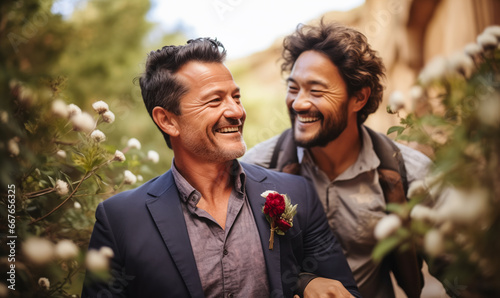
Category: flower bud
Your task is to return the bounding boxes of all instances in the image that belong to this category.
[102,110,115,123]
[55,240,79,260]
[52,99,69,118]
[124,170,137,185]
[55,179,69,196]
[92,100,109,114]
[23,237,55,265]
[147,150,160,164]
[90,129,106,142]
[71,112,95,133]
[67,104,82,117]
[38,277,50,290]
[374,214,401,240]
[424,229,444,257]
[127,138,141,150]
[113,150,126,162]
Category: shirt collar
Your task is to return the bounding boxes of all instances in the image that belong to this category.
[171,159,246,207]
[297,125,380,181]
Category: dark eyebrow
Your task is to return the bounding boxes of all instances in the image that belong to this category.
[286,77,329,89]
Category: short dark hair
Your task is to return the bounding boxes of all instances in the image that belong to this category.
[281,21,385,124]
[139,38,227,148]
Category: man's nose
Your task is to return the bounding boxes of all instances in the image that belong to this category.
[291,91,312,112]
[224,98,245,119]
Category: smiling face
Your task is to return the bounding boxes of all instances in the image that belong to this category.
[171,61,246,163]
[286,50,353,148]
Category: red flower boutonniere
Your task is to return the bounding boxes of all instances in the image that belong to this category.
[261,190,298,250]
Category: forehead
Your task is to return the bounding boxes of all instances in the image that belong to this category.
[175,61,236,92]
[289,50,345,86]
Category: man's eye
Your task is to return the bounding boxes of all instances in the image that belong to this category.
[311,90,324,95]
[288,86,299,93]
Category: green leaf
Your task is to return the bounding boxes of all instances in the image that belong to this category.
[387,126,405,136]
[372,235,403,263]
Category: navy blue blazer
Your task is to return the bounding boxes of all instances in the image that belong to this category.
[82,162,360,297]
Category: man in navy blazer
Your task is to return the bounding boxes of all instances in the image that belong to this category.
[82,38,360,298]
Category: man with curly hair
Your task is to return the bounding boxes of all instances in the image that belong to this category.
[243,21,431,298]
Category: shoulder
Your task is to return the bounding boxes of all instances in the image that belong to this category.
[393,141,432,183]
[240,134,281,167]
[99,171,173,213]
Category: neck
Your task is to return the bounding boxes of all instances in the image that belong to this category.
[173,156,234,203]
[309,123,362,181]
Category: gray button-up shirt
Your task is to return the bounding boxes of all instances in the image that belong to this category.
[242,126,431,298]
[171,160,270,298]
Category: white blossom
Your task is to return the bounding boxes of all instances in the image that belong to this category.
[410,204,436,222]
[388,90,405,113]
[52,99,69,118]
[8,138,20,156]
[374,214,401,240]
[92,100,109,114]
[22,237,55,265]
[74,201,82,209]
[55,179,69,196]
[477,32,498,50]
[124,170,137,185]
[418,56,448,86]
[483,25,500,38]
[71,112,95,133]
[55,240,79,260]
[99,246,114,258]
[448,51,475,78]
[90,129,106,142]
[434,187,489,224]
[56,150,67,159]
[137,175,144,182]
[127,138,141,150]
[424,229,444,257]
[409,85,424,101]
[38,277,50,290]
[67,104,82,117]
[113,150,126,162]
[407,180,427,198]
[102,110,115,123]
[85,249,109,271]
[464,43,483,57]
[0,110,8,124]
[147,150,160,163]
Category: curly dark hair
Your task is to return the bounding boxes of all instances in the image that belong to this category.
[138,38,226,148]
[281,21,386,124]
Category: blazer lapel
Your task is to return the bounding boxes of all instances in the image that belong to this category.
[243,164,285,296]
[145,171,204,298]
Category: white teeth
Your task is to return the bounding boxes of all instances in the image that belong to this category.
[297,115,320,123]
[218,127,239,133]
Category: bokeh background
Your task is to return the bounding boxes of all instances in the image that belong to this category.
[1,0,499,297]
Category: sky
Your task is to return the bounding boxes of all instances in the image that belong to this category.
[148,0,365,60]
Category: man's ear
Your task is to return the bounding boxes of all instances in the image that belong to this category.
[152,106,180,137]
[351,87,371,112]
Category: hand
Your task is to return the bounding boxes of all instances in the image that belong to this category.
[297,277,355,298]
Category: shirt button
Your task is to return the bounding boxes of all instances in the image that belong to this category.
[223,249,228,255]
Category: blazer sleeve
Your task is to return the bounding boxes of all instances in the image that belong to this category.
[301,179,362,298]
[81,203,127,298]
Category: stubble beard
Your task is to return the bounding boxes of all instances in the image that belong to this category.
[291,100,349,148]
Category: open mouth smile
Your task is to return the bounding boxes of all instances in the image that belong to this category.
[215,126,240,133]
[297,115,320,123]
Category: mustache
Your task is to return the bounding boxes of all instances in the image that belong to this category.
[214,118,243,130]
